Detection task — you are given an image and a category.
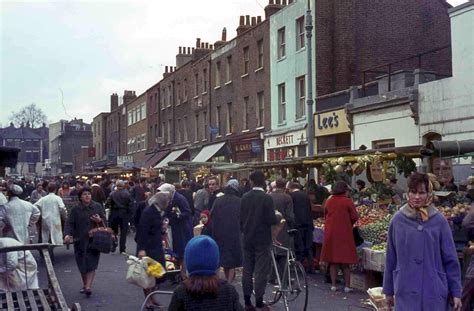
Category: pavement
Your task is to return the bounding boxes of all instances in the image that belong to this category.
[34,234,373,311]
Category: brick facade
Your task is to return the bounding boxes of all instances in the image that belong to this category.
[315,0,452,96]
[125,92,147,166]
[92,112,109,161]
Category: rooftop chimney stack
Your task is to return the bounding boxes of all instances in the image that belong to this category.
[222,27,227,41]
[237,15,252,35]
[265,0,284,19]
[196,38,201,48]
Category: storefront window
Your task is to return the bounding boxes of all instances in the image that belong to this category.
[317,133,351,153]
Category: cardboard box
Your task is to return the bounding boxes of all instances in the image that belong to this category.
[350,271,380,291]
[363,248,386,272]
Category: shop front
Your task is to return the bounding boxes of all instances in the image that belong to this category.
[229,134,263,163]
[264,127,308,162]
[314,108,351,154]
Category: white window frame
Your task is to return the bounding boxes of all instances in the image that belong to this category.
[243,96,249,130]
[278,27,286,59]
[243,47,249,75]
[215,62,221,87]
[257,92,264,128]
[257,39,264,69]
[296,16,305,50]
[296,76,306,118]
[226,56,232,82]
[278,83,286,123]
[226,102,233,134]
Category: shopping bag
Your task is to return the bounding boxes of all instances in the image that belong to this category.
[88,221,114,253]
[125,255,156,289]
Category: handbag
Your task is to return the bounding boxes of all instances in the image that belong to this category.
[88,220,114,253]
[125,255,156,289]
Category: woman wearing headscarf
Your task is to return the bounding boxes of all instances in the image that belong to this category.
[210,179,243,283]
[64,187,106,297]
[137,192,169,309]
[168,235,243,311]
[157,183,193,268]
[383,172,462,310]
[200,210,212,236]
[320,181,359,293]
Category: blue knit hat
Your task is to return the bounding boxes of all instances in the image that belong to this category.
[184,235,220,276]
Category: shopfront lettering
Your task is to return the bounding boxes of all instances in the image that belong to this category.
[317,112,339,130]
[276,134,294,146]
[233,143,252,153]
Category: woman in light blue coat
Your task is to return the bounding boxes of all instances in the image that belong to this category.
[383,172,462,310]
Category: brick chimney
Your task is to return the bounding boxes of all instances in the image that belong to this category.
[214,27,228,50]
[236,15,253,35]
[193,38,212,61]
[110,93,119,111]
[123,90,137,105]
[176,46,193,68]
[265,0,284,19]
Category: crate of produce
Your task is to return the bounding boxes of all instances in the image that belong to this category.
[363,247,386,272]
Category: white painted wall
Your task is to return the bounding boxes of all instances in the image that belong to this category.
[352,104,419,149]
[418,2,474,165]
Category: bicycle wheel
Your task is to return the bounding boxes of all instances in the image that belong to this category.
[281,261,308,311]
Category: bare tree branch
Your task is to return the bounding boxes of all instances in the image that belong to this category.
[9,103,48,128]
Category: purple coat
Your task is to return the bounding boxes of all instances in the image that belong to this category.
[383,204,462,311]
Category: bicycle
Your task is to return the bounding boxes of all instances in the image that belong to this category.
[262,229,309,311]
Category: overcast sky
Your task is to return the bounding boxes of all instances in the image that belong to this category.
[0,0,468,127]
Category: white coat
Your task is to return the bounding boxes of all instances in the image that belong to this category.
[34,193,66,245]
[1,197,40,244]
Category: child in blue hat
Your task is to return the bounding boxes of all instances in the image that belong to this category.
[168,235,243,310]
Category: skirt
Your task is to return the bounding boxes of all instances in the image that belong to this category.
[74,243,101,274]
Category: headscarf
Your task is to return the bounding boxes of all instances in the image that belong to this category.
[410,178,434,222]
[148,192,170,212]
[200,210,211,227]
[157,183,175,196]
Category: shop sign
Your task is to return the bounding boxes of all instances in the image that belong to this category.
[251,141,262,153]
[233,142,252,153]
[266,129,307,150]
[117,155,133,167]
[314,109,350,137]
[432,158,453,184]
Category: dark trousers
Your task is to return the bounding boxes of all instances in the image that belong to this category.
[109,210,129,253]
[295,226,315,271]
[242,243,272,304]
[461,277,474,311]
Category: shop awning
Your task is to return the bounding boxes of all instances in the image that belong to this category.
[155,148,188,168]
[192,142,226,162]
[143,150,169,168]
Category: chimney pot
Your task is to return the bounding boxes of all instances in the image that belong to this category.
[192,47,195,53]
[210,44,213,49]
[179,46,182,54]
[246,15,250,25]
[276,0,280,4]
[222,27,227,41]
[165,66,168,73]
[251,16,257,26]
[196,38,201,48]
[282,0,286,5]
[188,47,191,54]
[257,16,262,23]
[239,16,245,26]
[269,0,274,4]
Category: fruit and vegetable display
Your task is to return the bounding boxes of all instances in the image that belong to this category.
[437,203,470,219]
[371,243,387,252]
[355,205,389,227]
[359,214,393,245]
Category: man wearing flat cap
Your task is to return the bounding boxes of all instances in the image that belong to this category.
[1,184,41,244]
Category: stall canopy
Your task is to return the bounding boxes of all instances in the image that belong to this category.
[192,142,226,162]
[144,150,169,168]
[155,148,187,168]
[420,140,474,158]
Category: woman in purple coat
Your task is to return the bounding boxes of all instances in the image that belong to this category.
[383,172,462,311]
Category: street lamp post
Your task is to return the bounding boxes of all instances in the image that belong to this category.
[306,0,315,180]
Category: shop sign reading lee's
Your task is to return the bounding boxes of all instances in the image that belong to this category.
[314,109,350,137]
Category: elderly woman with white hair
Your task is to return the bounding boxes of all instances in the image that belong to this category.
[157,183,193,268]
